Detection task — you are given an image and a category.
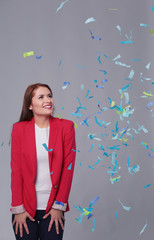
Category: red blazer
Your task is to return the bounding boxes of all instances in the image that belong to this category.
[11,116,76,217]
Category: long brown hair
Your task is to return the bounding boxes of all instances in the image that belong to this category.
[19,83,53,122]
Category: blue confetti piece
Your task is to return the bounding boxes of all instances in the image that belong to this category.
[56,0,69,12]
[147,101,154,107]
[85,17,96,24]
[116,25,122,35]
[121,41,133,44]
[68,163,72,170]
[99,69,107,75]
[89,196,100,206]
[115,210,118,219]
[59,58,62,66]
[131,59,142,61]
[140,220,148,235]
[1,142,4,147]
[144,184,152,188]
[115,61,131,68]
[76,65,86,68]
[96,85,104,89]
[101,79,108,83]
[89,29,95,39]
[42,143,53,152]
[89,144,94,152]
[118,200,131,211]
[72,149,80,152]
[50,171,54,175]
[55,200,64,206]
[36,56,42,59]
[152,5,154,11]
[87,213,93,220]
[97,56,102,64]
[146,62,151,70]
[92,217,95,232]
[88,166,94,170]
[96,36,101,40]
[148,153,154,158]
[140,23,149,27]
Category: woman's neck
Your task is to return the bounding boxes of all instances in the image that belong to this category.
[34,115,50,128]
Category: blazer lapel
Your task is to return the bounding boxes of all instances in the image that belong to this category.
[48,116,58,168]
[26,118,37,175]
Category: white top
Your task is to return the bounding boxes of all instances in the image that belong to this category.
[35,124,52,210]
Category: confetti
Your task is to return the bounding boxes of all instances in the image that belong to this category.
[36,56,42,59]
[140,23,149,27]
[85,17,96,24]
[92,217,95,232]
[59,59,62,66]
[144,184,152,188]
[118,200,131,211]
[23,51,34,58]
[68,163,72,170]
[56,0,69,12]
[140,220,148,235]
[115,210,118,219]
[42,143,53,152]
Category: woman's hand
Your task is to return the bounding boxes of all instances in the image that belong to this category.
[12,211,35,238]
[43,208,65,234]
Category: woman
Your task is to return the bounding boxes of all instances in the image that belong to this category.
[10,83,76,240]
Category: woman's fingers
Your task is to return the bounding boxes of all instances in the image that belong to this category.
[12,218,16,227]
[15,222,19,235]
[59,218,64,231]
[55,219,59,234]
[19,223,23,238]
[43,213,49,219]
[27,213,35,222]
[48,218,54,232]
[23,222,29,235]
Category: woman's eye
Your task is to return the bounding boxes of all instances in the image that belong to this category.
[48,95,52,98]
[39,96,43,99]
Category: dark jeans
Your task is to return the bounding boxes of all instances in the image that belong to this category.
[12,210,64,240]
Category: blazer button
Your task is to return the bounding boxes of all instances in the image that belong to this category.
[54,185,58,189]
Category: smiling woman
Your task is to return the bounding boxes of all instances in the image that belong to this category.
[10,83,76,240]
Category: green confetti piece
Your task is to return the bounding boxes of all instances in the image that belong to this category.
[23,51,34,58]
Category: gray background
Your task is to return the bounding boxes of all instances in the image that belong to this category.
[0,0,154,239]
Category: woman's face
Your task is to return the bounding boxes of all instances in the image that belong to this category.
[29,86,54,118]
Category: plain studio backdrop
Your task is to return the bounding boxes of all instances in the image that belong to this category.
[0,0,154,239]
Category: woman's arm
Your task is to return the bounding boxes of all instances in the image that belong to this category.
[52,121,76,208]
[10,123,25,214]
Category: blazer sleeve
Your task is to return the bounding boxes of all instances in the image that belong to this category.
[52,121,76,210]
[10,124,25,214]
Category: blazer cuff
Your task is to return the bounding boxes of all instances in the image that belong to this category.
[10,204,26,214]
[52,201,67,211]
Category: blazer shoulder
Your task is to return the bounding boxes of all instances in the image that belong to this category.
[54,117,74,127]
[12,120,31,131]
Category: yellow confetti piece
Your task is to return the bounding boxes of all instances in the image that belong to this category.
[74,122,78,129]
[143,91,154,97]
[111,101,116,107]
[149,29,154,35]
[111,176,121,181]
[56,114,62,119]
[118,138,128,142]
[83,208,91,216]
[23,51,34,58]
[120,92,124,99]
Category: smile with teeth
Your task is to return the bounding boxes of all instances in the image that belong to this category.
[43,105,52,109]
